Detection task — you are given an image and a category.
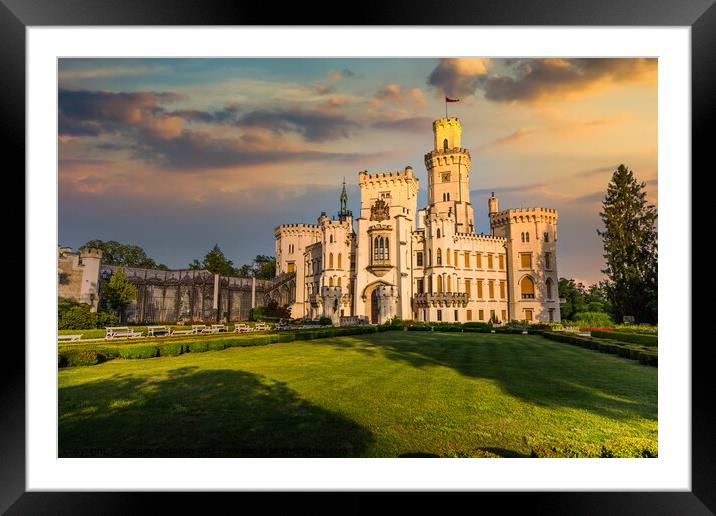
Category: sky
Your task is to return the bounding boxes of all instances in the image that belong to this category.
[58,58,657,285]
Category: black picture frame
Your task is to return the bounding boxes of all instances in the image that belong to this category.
[6,0,712,513]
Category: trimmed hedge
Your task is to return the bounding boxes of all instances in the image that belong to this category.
[58,349,107,368]
[118,345,159,360]
[591,330,658,347]
[541,332,657,367]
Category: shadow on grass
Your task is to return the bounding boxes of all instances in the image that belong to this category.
[315,331,657,422]
[59,366,374,457]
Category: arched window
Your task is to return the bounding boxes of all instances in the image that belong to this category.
[384,238,389,260]
[337,277,342,287]
[447,276,452,292]
[437,275,443,293]
[525,232,530,242]
[373,237,380,261]
[329,253,334,269]
[443,138,449,151]
[337,253,342,269]
[544,232,550,242]
[521,277,535,299]
[329,277,334,287]
[447,248,451,265]
[546,278,553,299]
[329,235,333,243]
[437,228,441,238]
[446,192,450,201]
[436,248,442,265]
[521,232,525,243]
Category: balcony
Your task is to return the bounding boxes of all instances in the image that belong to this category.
[413,292,468,308]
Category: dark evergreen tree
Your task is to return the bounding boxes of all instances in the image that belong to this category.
[597,165,658,324]
[83,239,168,269]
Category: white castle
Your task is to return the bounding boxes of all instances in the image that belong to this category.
[275,117,560,325]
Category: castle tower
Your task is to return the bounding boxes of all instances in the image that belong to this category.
[424,117,475,234]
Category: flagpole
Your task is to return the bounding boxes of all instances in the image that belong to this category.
[445,96,447,118]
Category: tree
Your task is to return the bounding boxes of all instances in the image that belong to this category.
[558,278,587,320]
[83,239,168,269]
[234,255,277,279]
[597,164,658,324]
[100,267,137,322]
[189,244,237,276]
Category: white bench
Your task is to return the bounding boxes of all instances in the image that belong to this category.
[58,334,82,342]
[254,323,272,331]
[234,323,251,333]
[210,324,228,333]
[171,328,194,336]
[105,326,143,339]
[192,325,208,334]
[147,325,172,337]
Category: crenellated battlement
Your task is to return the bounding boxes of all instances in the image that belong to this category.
[79,247,103,259]
[433,117,461,129]
[490,207,559,227]
[274,223,321,238]
[358,166,417,185]
[454,233,508,243]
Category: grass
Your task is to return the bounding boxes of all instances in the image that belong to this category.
[58,331,657,458]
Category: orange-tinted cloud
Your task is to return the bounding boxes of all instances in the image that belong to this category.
[427,58,491,98]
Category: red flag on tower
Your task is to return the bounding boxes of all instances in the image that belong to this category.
[445,96,460,103]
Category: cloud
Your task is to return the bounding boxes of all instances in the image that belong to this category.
[58,89,183,136]
[131,129,366,171]
[58,64,168,81]
[479,128,535,150]
[372,84,427,111]
[480,58,657,103]
[427,58,491,98]
[372,116,433,133]
[327,68,355,81]
[471,181,548,196]
[576,165,620,178]
[237,108,359,142]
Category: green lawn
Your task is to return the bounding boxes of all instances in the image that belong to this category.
[58,331,657,458]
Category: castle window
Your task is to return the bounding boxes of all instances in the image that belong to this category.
[437,309,442,321]
[443,138,449,151]
[337,277,342,287]
[464,252,470,268]
[447,276,452,292]
[487,254,494,269]
[446,248,451,265]
[329,253,334,269]
[338,253,342,269]
[546,277,553,299]
[525,232,530,242]
[465,279,471,298]
[454,310,459,321]
[477,280,483,299]
[478,309,484,321]
[428,249,432,266]
[520,253,532,269]
[287,262,295,273]
[437,276,443,293]
[454,250,458,267]
[436,248,442,265]
[489,280,495,299]
[466,310,472,321]
[329,277,334,287]
[498,255,504,270]
[499,281,506,299]
[521,277,535,299]
[544,232,550,242]
[416,252,424,267]
[549,308,555,322]
[437,228,441,238]
[524,309,533,321]
[521,232,525,243]
[545,253,551,269]
[446,193,450,201]
[417,278,424,294]
[476,254,482,268]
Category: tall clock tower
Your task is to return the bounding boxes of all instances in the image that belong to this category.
[424,117,475,233]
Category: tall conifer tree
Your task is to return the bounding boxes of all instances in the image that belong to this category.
[597,165,658,324]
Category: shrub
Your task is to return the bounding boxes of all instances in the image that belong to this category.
[318,316,333,326]
[600,437,658,458]
[570,311,614,327]
[463,322,491,330]
[591,330,658,347]
[207,340,227,352]
[186,341,209,353]
[408,324,432,331]
[118,345,159,359]
[159,342,184,357]
[58,349,107,368]
[58,300,119,330]
[528,439,599,458]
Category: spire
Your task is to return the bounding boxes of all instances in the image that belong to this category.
[338,177,351,218]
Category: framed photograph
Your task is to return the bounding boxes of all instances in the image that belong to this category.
[8,0,713,512]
